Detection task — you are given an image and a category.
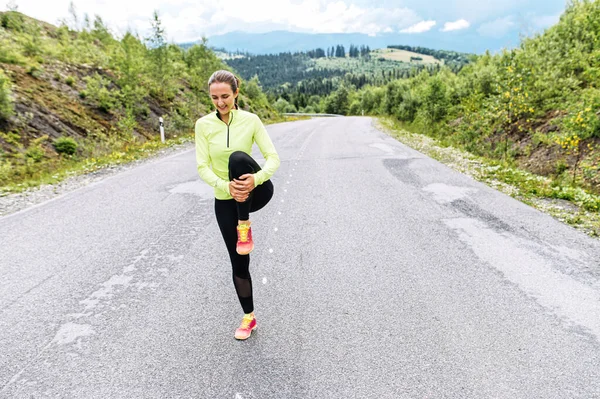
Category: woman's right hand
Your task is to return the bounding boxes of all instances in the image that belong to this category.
[229,181,250,202]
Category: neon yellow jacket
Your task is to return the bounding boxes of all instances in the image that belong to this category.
[195,109,280,200]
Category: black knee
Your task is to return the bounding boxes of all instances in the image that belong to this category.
[229,151,249,165]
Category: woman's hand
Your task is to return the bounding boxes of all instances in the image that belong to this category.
[229,174,255,202]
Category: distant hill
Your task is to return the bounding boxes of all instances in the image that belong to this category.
[196,30,522,55]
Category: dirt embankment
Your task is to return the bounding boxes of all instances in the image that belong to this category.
[0,60,172,155]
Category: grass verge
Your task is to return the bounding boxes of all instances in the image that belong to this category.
[377,116,600,238]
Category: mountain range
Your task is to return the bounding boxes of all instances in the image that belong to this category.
[199,29,527,55]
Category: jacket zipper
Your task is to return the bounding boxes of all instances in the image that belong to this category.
[225,112,234,148]
[216,110,234,147]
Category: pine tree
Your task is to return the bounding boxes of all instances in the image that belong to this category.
[146,11,170,101]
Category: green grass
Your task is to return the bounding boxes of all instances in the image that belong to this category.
[377,116,600,238]
[313,56,412,74]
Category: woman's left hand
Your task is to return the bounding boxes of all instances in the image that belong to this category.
[234,173,255,194]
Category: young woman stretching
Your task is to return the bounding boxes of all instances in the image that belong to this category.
[195,70,280,340]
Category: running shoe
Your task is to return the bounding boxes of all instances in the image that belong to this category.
[235,313,257,340]
[236,222,254,255]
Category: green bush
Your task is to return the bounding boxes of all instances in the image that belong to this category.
[0,39,26,65]
[26,64,43,78]
[273,98,292,113]
[65,76,75,86]
[0,158,13,185]
[24,145,44,162]
[53,137,78,155]
[0,71,14,120]
[22,25,43,57]
[1,11,24,31]
[81,73,117,112]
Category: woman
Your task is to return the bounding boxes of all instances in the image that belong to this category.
[195,70,280,340]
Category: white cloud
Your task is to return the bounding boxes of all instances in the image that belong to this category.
[447,0,524,22]
[531,14,560,30]
[477,15,516,38]
[400,20,436,34]
[441,19,470,32]
[9,0,423,42]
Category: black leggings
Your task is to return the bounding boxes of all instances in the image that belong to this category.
[215,151,274,314]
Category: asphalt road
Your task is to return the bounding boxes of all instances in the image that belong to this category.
[1,117,600,398]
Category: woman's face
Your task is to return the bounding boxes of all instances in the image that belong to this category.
[209,82,238,116]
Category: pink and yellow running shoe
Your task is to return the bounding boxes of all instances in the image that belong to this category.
[235,313,257,340]
[236,222,254,255]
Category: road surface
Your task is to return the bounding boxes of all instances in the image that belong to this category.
[1,117,599,398]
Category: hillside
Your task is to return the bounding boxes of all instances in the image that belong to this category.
[223,45,459,96]
[0,11,274,191]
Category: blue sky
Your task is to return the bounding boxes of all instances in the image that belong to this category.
[9,0,568,43]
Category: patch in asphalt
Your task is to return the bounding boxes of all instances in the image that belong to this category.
[168,180,214,199]
[423,183,478,204]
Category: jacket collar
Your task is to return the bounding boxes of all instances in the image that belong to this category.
[215,108,237,124]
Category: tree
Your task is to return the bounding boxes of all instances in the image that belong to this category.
[113,32,148,114]
[92,15,112,45]
[555,88,600,183]
[146,11,170,101]
[325,85,350,115]
[421,75,449,124]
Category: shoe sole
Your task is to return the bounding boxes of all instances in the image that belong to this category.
[236,244,254,255]
[234,325,257,340]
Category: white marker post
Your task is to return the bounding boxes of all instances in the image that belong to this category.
[159,117,165,143]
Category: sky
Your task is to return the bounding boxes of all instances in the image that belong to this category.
[6,0,568,43]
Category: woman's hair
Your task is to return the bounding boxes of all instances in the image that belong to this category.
[208,70,240,109]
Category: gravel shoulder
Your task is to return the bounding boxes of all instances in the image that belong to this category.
[0,142,194,218]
